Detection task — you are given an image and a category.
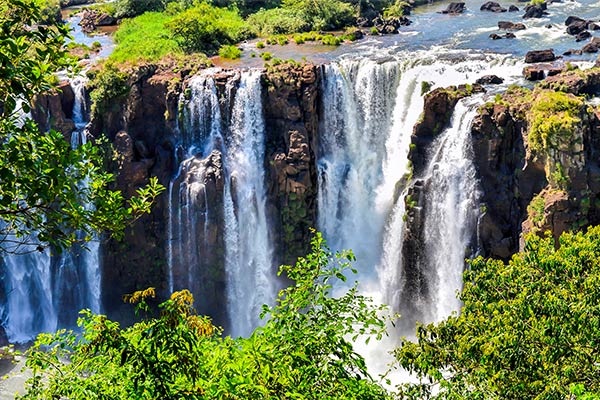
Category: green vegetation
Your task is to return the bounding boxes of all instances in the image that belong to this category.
[20,233,391,399]
[166,2,252,54]
[396,226,600,398]
[528,90,583,153]
[527,192,546,226]
[261,51,273,60]
[111,12,181,63]
[0,0,164,254]
[384,0,409,17]
[218,44,242,59]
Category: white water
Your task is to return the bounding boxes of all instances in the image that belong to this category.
[420,98,482,323]
[317,52,523,376]
[0,77,101,342]
[170,70,277,337]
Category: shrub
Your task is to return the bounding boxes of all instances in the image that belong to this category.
[282,0,355,31]
[247,7,309,35]
[321,34,342,46]
[112,0,165,19]
[256,41,265,48]
[384,0,410,17]
[88,63,130,115]
[19,233,391,399]
[261,51,273,60]
[218,44,242,59]
[528,90,583,153]
[166,3,252,54]
[110,12,180,63]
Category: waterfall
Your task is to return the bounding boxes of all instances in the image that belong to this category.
[0,77,101,342]
[418,98,482,323]
[170,69,277,337]
[317,53,521,375]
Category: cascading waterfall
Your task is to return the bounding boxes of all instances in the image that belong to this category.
[0,76,101,342]
[317,53,521,374]
[169,69,277,337]
[420,98,482,323]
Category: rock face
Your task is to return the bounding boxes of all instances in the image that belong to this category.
[470,85,600,258]
[263,63,320,264]
[476,75,504,84]
[31,81,76,139]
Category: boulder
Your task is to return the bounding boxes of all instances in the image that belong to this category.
[476,75,505,84]
[563,48,583,56]
[524,49,556,63]
[440,2,466,13]
[481,1,507,11]
[523,4,547,18]
[582,37,600,53]
[576,31,591,41]
[490,33,502,40]
[509,4,519,11]
[567,20,588,35]
[523,66,546,80]
[498,21,526,30]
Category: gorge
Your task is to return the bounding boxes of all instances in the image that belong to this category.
[3,0,600,389]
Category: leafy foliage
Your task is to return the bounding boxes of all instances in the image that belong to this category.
[110,12,181,63]
[20,232,391,399]
[528,90,583,153]
[0,0,165,255]
[395,226,600,399]
[166,2,252,54]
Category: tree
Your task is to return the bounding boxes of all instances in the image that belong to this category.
[19,232,392,399]
[0,0,164,255]
[395,226,600,399]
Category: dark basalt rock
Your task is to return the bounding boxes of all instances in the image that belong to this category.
[509,4,520,11]
[523,3,548,18]
[498,21,526,30]
[576,31,591,41]
[563,48,583,56]
[524,49,556,63]
[372,16,412,34]
[490,32,517,39]
[440,2,466,14]
[476,75,505,84]
[582,37,600,53]
[481,1,507,12]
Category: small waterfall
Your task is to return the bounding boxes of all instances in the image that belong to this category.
[169,69,277,337]
[0,76,101,342]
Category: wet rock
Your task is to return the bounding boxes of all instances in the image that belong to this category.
[509,4,519,11]
[566,20,588,35]
[523,3,547,18]
[490,32,517,39]
[524,49,556,63]
[582,37,600,53]
[523,66,546,80]
[79,9,117,34]
[563,48,583,56]
[476,75,505,84]
[576,31,591,41]
[481,1,507,11]
[440,2,465,13]
[541,67,600,94]
[498,20,526,30]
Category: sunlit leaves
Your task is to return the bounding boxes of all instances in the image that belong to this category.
[395,227,600,399]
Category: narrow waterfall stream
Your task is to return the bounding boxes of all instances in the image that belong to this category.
[0,77,101,342]
[170,69,277,337]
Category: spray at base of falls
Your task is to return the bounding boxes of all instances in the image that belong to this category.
[168,69,278,338]
[0,77,101,343]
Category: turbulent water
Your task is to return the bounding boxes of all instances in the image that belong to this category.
[169,69,277,337]
[0,77,101,342]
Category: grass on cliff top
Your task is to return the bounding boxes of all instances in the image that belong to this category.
[110,12,181,64]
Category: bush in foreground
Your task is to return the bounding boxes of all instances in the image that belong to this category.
[20,232,391,399]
